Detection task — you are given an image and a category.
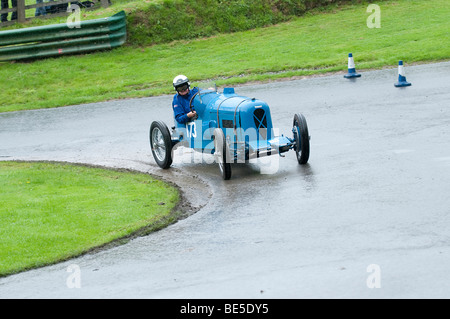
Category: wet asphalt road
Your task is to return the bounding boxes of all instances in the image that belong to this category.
[0,62,449,298]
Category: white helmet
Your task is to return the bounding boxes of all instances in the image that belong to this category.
[173,74,190,90]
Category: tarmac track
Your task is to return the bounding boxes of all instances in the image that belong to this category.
[0,62,449,298]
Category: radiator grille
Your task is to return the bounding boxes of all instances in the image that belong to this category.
[253,108,267,139]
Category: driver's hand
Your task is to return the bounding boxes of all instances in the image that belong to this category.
[187,111,197,118]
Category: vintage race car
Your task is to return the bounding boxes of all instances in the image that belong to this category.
[149,85,310,180]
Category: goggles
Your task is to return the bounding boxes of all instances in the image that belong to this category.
[176,84,189,93]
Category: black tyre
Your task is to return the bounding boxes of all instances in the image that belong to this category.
[213,128,232,180]
[149,121,173,169]
[293,113,310,164]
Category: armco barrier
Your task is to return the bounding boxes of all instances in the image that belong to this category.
[0,10,126,61]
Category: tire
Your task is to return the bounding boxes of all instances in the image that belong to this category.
[213,128,232,180]
[149,121,173,169]
[293,113,310,164]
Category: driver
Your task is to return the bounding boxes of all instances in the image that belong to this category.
[172,75,199,124]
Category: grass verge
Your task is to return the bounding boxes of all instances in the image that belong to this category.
[0,161,180,277]
[0,0,449,112]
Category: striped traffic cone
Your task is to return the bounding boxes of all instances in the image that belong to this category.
[394,60,411,87]
[344,53,361,78]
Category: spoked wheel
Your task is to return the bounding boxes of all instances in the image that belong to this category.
[149,121,173,169]
[293,113,310,164]
[213,128,232,180]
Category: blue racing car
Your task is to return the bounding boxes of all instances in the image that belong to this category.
[150,85,310,180]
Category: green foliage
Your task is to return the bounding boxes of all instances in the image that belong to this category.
[127,0,358,45]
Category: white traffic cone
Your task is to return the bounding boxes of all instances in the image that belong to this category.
[344,53,361,78]
[394,60,411,87]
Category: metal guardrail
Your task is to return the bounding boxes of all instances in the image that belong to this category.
[0,10,126,61]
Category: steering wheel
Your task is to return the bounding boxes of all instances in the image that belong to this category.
[189,89,200,120]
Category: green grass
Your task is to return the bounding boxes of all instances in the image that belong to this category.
[0,161,179,277]
[0,0,449,113]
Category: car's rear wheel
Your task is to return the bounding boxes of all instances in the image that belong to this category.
[213,128,232,180]
[293,113,310,164]
[150,121,173,169]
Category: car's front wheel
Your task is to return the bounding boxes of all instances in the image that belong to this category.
[150,121,173,169]
[293,113,310,165]
[213,128,232,180]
